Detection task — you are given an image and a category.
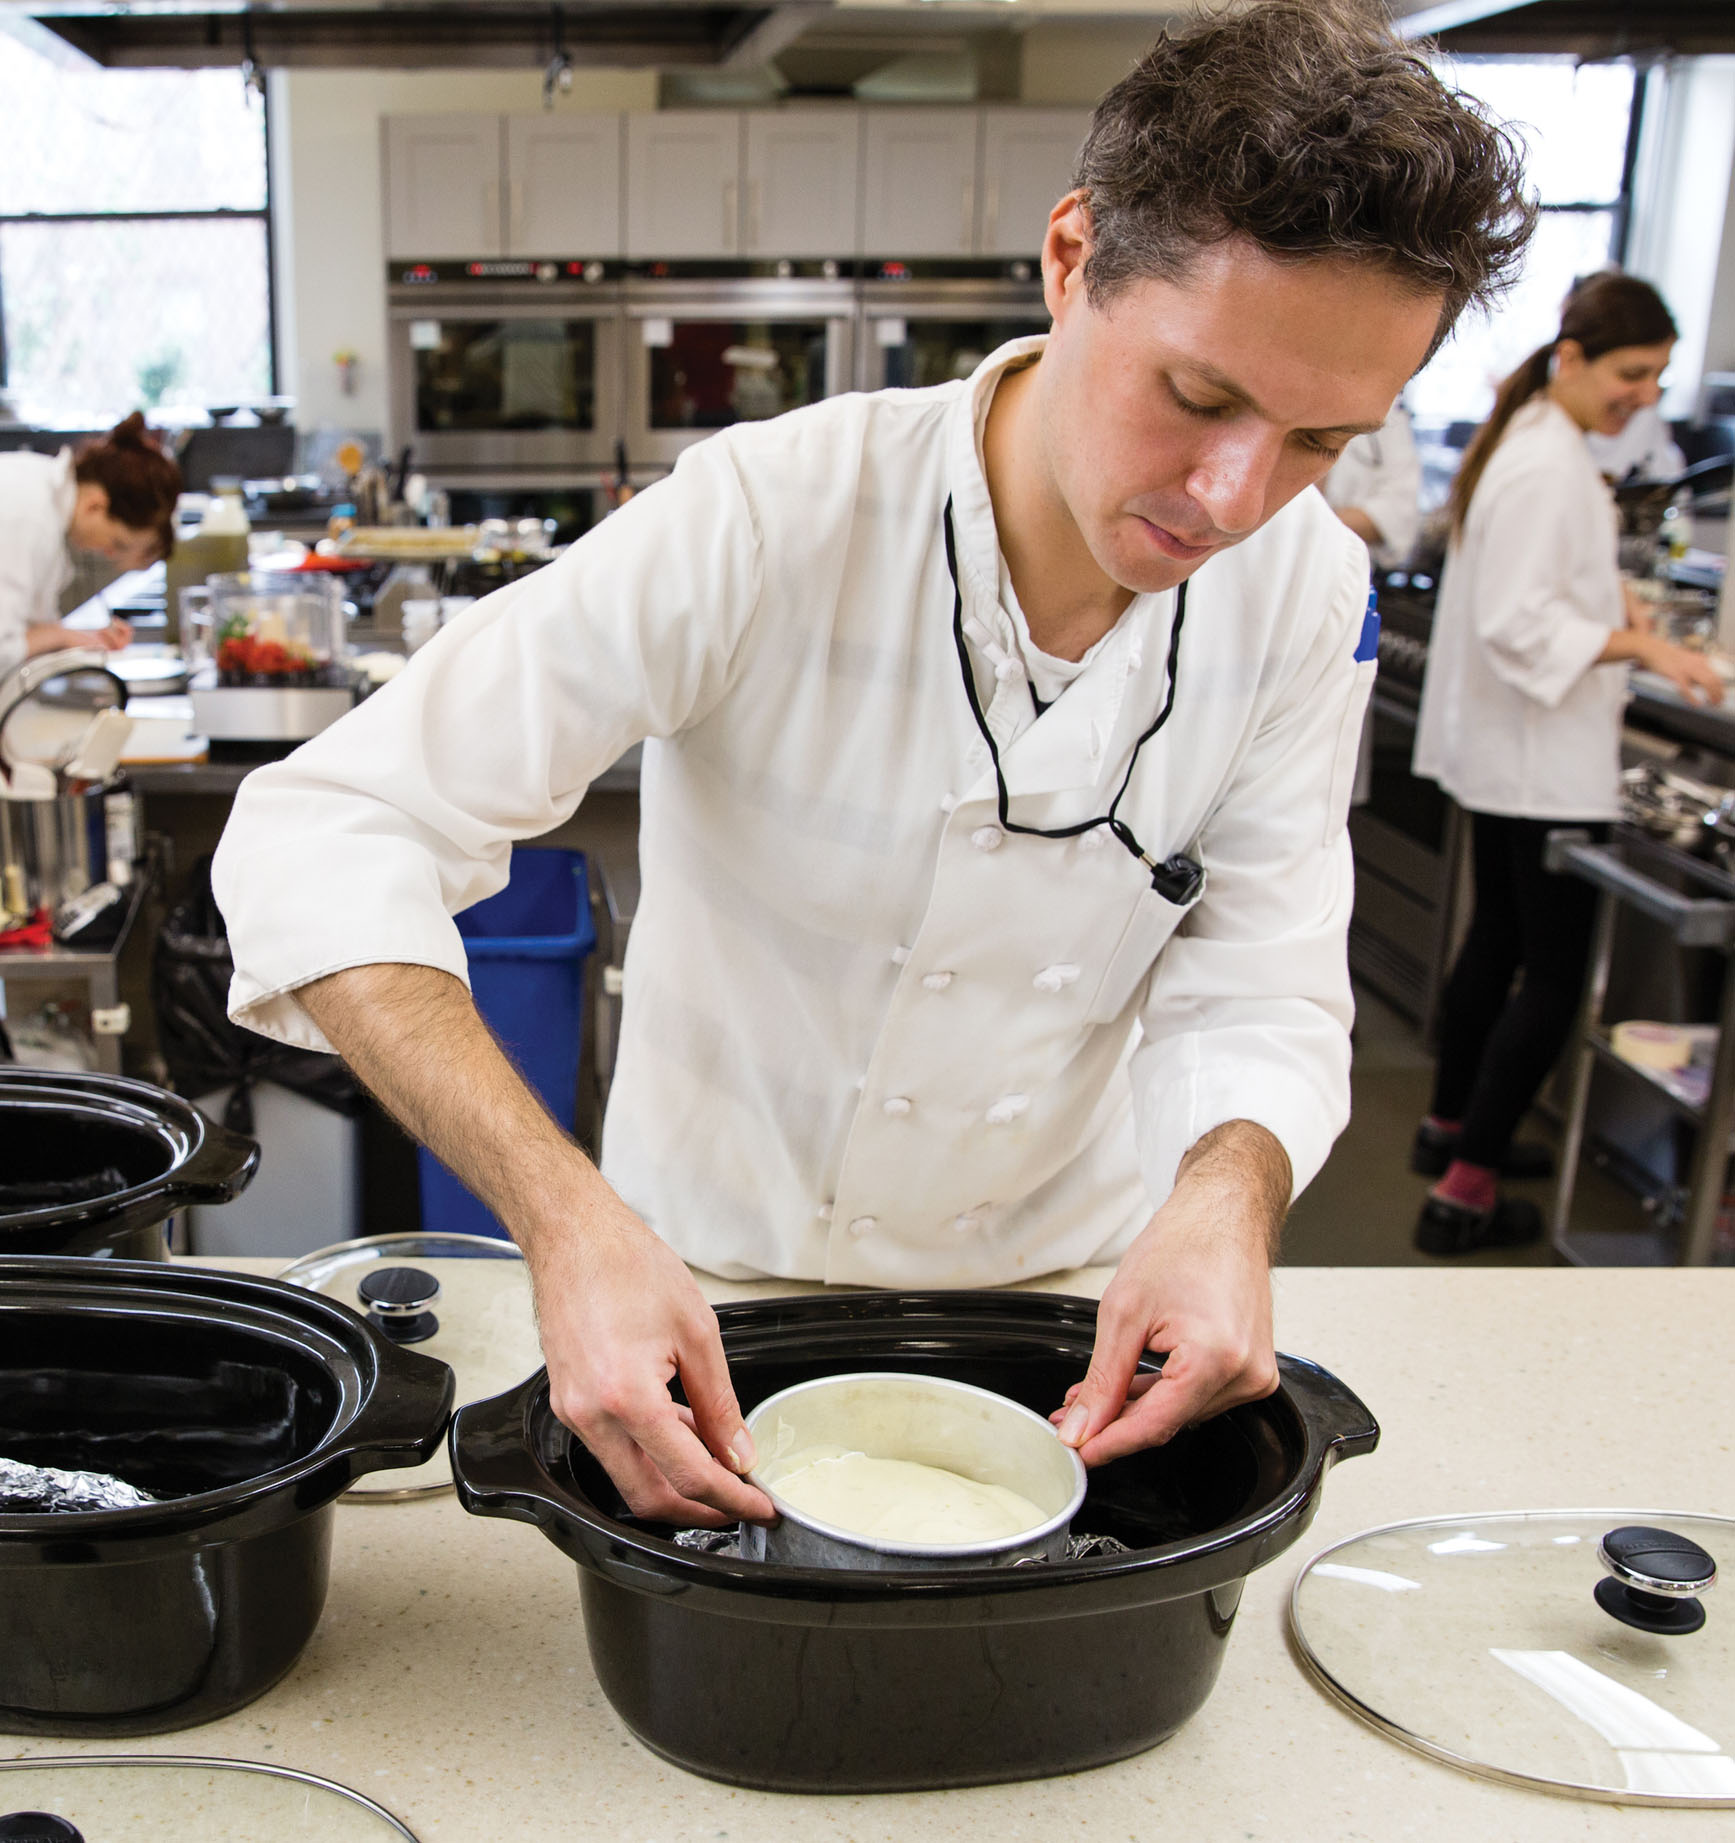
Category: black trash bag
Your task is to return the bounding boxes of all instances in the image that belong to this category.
[152,855,362,1135]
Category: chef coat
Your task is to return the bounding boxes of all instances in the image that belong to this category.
[1321,407,1421,571]
[213,337,1374,1286]
[0,448,75,680]
[1413,395,1626,822]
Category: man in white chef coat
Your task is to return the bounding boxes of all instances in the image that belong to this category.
[214,1,1534,1527]
[1323,406,1424,573]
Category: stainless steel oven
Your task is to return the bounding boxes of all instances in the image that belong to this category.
[856,261,1049,393]
[622,265,855,466]
[387,259,624,473]
[1346,576,1463,1026]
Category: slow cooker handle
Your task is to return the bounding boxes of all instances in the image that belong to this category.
[1276,1353,1379,1462]
[448,1377,565,1526]
[168,1116,262,1205]
[331,1337,457,1470]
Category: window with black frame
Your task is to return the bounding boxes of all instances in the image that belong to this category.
[1409,57,1644,425]
[0,39,274,429]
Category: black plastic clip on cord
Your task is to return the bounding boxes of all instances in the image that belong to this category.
[943,496,1204,906]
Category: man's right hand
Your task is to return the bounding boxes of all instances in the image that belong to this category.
[296,960,772,1528]
[522,1188,773,1528]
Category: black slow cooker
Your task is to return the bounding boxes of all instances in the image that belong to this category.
[0,1259,455,1736]
[0,1069,258,1260]
[451,1289,1378,1792]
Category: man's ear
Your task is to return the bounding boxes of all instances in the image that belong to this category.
[1044,192,1093,325]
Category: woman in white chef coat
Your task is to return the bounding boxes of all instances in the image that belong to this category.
[1412,274,1721,1256]
[0,413,181,680]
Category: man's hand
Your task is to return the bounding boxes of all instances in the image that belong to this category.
[520,1179,774,1529]
[1053,1120,1288,1466]
[297,961,773,1529]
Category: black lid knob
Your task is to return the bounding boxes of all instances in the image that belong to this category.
[1595,1525,1718,1636]
[357,1265,440,1345]
[0,1815,86,1843]
[357,1265,440,1313]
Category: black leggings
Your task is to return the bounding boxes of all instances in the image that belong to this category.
[1430,812,1605,1169]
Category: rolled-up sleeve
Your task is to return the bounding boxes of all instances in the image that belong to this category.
[1468,462,1613,710]
[212,438,764,1051]
[1128,536,1369,1203]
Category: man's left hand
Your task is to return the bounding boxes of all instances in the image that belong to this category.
[1053,1119,1289,1467]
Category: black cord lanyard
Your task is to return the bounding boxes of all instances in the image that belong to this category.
[943,496,1204,904]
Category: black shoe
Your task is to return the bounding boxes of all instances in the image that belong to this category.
[1414,1192,1545,1256]
[1409,1120,1556,1182]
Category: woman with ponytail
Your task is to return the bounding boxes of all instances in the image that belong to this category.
[0,411,182,679]
[1411,273,1723,1256]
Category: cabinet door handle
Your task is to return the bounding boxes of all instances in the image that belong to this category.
[747,177,762,251]
[483,180,500,253]
[961,175,976,252]
[983,178,1000,252]
[723,177,739,253]
[508,178,525,247]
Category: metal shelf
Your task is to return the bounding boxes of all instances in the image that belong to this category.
[1547,830,1735,1267]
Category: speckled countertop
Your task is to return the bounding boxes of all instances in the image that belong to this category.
[8,1263,1733,1842]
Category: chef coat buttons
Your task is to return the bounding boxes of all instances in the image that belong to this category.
[1033,963,1081,992]
[985,1094,1030,1125]
[890,945,912,965]
[971,825,1004,852]
[993,658,1022,684]
[882,1096,912,1117]
[816,1203,834,1221]
[921,970,954,991]
[848,1215,877,1238]
[952,1212,982,1235]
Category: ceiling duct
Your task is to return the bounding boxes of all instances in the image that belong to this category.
[1398,0,1735,57]
[26,1,831,72]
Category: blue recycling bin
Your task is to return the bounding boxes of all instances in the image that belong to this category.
[417,848,597,1241]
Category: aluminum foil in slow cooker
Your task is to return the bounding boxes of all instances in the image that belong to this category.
[0,1456,158,1514]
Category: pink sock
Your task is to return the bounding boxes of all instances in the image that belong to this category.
[1434,1159,1497,1213]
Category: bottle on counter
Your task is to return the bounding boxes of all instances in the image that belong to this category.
[165,481,253,626]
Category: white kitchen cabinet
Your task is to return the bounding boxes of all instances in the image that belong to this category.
[505,113,623,256]
[978,108,1092,257]
[625,112,745,258]
[384,115,505,259]
[743,110,861,258]
[860,110,981,258]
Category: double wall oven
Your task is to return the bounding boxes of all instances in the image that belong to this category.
[387,258,632,541]
[385,257,1051,535]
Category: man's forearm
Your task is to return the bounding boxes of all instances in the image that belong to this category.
[1172,1119,1292,1259]
[296,961,603,1250]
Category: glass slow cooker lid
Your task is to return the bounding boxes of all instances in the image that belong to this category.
[0,1756,419,1841]
[1291,1510,1734,1806]
[278,1232,538,1499]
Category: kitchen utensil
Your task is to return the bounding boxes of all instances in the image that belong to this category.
[278,1233,538,1500]
[1292,1509,1735,1807]
[742,1370,1087,1570]
[0,652,127,784]
[451,1288,1377,1792]
[0,1756,422,1841]
[0,1068,259,1260]
[0,1258,455,1736]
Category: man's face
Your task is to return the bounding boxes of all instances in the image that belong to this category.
[1036,208,1445,594]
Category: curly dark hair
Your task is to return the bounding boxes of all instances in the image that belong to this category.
[1075,0,1536,357]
